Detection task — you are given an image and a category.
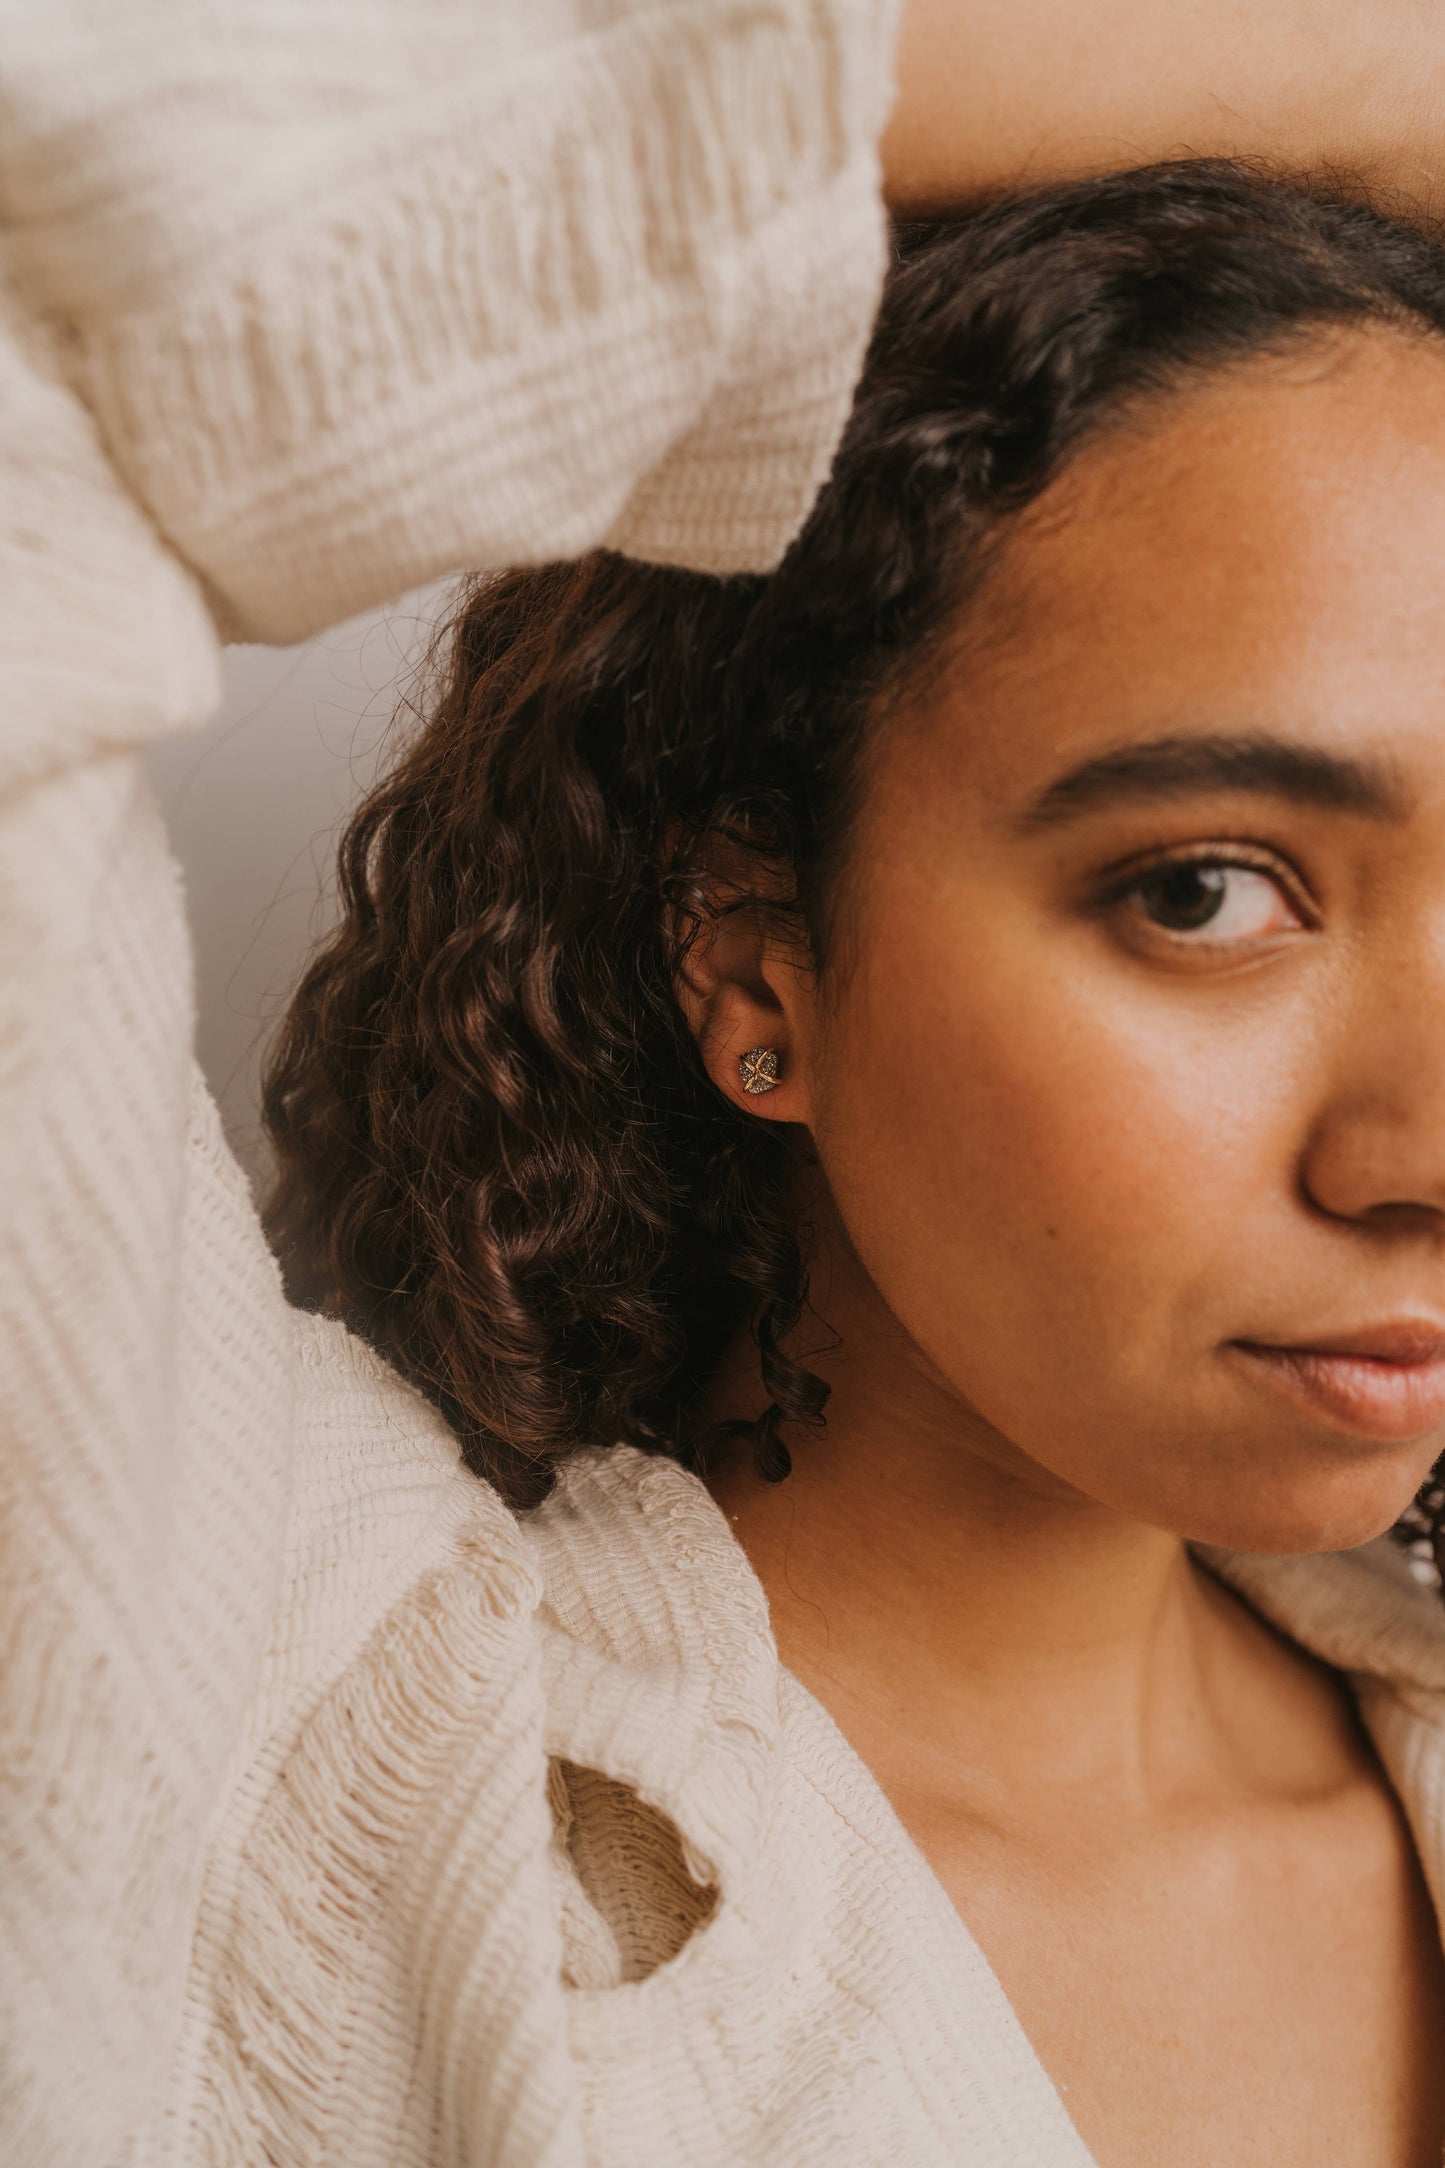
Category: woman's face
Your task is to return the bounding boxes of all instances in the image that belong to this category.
[802,326,1445,1554]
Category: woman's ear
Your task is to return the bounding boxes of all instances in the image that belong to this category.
[665,838,817,1128]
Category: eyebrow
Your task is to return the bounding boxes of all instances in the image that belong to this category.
[1017,733,1409,831]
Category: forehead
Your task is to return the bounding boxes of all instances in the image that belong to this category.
[898,327,1445,799]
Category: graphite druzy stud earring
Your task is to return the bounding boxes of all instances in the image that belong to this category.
[738,1046,780,1095]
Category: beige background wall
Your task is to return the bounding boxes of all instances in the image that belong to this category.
[146,582,452,1184]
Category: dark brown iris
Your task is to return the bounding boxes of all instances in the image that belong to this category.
[1137,862,1228,930]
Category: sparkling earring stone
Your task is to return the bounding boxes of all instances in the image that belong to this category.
[739,1046,780,1095]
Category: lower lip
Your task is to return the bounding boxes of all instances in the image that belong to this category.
[1231,1343,1445,1441]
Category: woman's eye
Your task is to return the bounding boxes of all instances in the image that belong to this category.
[1125,860,1300,940]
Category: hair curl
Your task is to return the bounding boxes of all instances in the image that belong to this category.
[263,158,1445,1563]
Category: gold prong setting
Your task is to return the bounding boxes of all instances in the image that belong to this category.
[738,1046,780,1096]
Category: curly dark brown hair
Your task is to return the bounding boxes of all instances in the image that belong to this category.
[263,158,1445,1562]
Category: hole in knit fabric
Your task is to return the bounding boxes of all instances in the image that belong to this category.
[548,1757,719,1987]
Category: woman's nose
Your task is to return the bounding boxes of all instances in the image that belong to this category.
[1300,977,1445,1227]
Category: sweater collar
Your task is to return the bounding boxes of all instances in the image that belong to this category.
[524,1446,785,1903]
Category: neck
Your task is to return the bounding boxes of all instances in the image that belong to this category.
[697,1194,1268,1827]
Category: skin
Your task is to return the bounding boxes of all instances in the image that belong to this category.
[884,0,1445,214]
[678,328,1445,2165]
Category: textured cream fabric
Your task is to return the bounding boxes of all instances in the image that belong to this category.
[0,4,895,2158]
[3,5,1445,2165]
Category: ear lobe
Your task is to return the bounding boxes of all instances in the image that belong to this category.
[669,910,810,1123]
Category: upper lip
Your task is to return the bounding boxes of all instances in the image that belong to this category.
[1237,1321,1445,1365]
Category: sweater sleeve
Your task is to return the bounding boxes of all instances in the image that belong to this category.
[0,4,896,2162]
[2,0,897,648]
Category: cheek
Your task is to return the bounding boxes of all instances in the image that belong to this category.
[813,886,1309,1389]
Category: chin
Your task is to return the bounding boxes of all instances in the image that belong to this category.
[1183,1445,1432,1558]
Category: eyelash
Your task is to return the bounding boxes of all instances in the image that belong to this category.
[1094,843,1315,942]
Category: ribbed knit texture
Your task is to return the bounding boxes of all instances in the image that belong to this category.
[3,6,1445,2165]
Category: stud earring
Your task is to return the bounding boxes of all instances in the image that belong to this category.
[739,1046,780,1096]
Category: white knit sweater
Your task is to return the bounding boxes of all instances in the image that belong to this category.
[4,6,1445,2164]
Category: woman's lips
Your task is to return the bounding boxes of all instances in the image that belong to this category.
[1231,1326,1445,1440]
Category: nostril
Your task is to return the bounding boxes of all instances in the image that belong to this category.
[1298,1093,1445,1228]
